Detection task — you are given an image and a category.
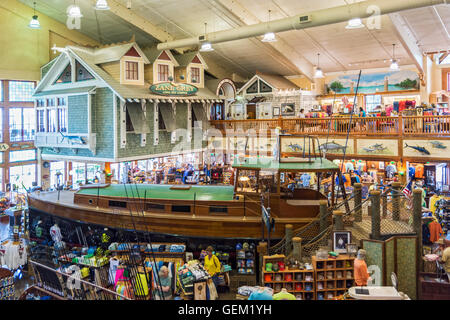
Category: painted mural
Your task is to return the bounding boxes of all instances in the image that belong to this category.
[403,139,450,158]
[327,70,419,94]
[357,139,398,156]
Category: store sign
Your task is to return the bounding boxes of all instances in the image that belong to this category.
[149,82,198,96]
[0,144,9,151]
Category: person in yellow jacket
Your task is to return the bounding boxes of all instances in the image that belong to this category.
[204,246,221,277]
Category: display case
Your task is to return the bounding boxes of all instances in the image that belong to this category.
[262,254,315,300]
[312,255,354,300]
[236,246,255,275]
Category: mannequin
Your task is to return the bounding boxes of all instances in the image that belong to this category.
[272,287,296,300]
[354,249,371,286]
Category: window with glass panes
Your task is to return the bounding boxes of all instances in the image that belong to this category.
[72,162,86,186]
[365,95,382,113]
[9,108,35,142]
[125,61,139,80]
[8,81,35,102]
[191,67,200,83]
[158,64,169,82]
[10,164,36,191]
[57,97,67,132]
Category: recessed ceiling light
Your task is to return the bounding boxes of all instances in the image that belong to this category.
[200,42,214,52]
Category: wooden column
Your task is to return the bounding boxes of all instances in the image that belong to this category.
[319,200,328,233]
[354,183,362,222]
[292,237,302,262]
[370,190,381,240]
[257,242,268,285]
[331,172,335,206]
[392,182,402,221]
[413,188,423,272]
[333,210,344,231]
[285,224,293,257]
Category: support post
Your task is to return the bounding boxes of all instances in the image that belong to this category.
[392,182,401,221]
[319,200,328,233]
[337,172,351,214]
[354,183,362,222]
[292,237,302,262]
[370,190,381,240]
[382,191,388,219]
[257,242,268,285]
[333,210,344,231]
[285,224,293,257]
[413,188,423,272]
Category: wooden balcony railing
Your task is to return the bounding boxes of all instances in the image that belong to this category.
[210,115,450,137]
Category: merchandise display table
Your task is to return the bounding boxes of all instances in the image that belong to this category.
[348,286,408,300]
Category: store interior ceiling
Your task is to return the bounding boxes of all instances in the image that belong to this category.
[19,0,450,80]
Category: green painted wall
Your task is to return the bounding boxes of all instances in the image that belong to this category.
[68,95,88,134]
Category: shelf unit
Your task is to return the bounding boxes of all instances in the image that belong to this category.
[0,268,14,300]
[236,247,255,275]
[312,255,355,300]
[262,255,315,300]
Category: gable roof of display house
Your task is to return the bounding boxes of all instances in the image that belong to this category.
[34,41,222,103]
[174,51,208,69]
[237,72,300,95]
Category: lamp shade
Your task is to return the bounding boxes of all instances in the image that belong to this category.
[314,68,324,79]
[346,18,364,29]
[28,15,41,29]
[67,5,83,18]
[200,42,214,52]
[95,0,110,10]
[261,32,276,42]
[390,60,399,70]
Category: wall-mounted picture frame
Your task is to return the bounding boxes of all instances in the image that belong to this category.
[273,107,280,117]
[346,243,358,257]
[280,172,285,183]
[281,103,295,116]
[332,231,352,254]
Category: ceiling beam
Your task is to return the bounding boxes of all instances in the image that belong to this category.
[388,13,424,73]
[101,0,186,53]
[211,0,314,80]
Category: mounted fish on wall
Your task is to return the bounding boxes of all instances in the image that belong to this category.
[357,139,398,156]
[403,139,450,158]
[315,138,354,155]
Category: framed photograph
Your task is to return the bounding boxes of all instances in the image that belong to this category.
[332,231,352,254]
[273,107,280,116]
[280,172,285,183]
[281,103,295,116]
[379,162,385,170]
[346,243,358,257]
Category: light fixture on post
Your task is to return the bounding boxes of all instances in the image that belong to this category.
[314,53,324,79]
[67,1,83,18]
[95,0,110,10]
[262,10,277,42]
[200,23,214,52]
[28,2,41,29]
[390,44,399,70]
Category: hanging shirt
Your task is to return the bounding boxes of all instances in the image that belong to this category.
[428,221,443,243]
[385,164,397,178]
[345,162,355,173]
[415,164,424,179]
[300,174,311,188]
[429,195,440,214]
[344,174,351,188]
[354,258,370,286]
[50,225,62,243]
[356,163,365,174]
[109,258,120,285]
[408,166,416,179]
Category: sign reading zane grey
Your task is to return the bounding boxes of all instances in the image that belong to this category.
[149,82,198,96]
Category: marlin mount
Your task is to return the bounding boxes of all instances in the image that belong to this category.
[279,134,323,163]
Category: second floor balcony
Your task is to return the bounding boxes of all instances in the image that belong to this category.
[210,115,450,137]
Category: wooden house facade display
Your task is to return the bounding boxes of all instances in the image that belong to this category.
[33,41,222,163]
[231,72,315,120]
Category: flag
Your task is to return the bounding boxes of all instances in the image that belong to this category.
[402,180,412,198]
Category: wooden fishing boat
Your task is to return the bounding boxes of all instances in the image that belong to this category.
[28,157,340,239]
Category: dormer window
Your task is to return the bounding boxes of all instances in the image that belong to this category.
[76,61,94,82]
[158,64,169,82]
[191,67,200,84]
[125,61,139,80]
[54,64,71,84]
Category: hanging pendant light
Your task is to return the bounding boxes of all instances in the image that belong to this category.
[67,1,83,18]
[314,53,324,79]
[95,0,110,10]
[346,18,364,29]
[28,2,41,29]
[390,44,399,70]
[200,23,214,52]
[262,10,277,42]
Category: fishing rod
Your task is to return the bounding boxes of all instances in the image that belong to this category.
[122,184,151,300]
[130,183,165,300]
[324,90,338,156]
